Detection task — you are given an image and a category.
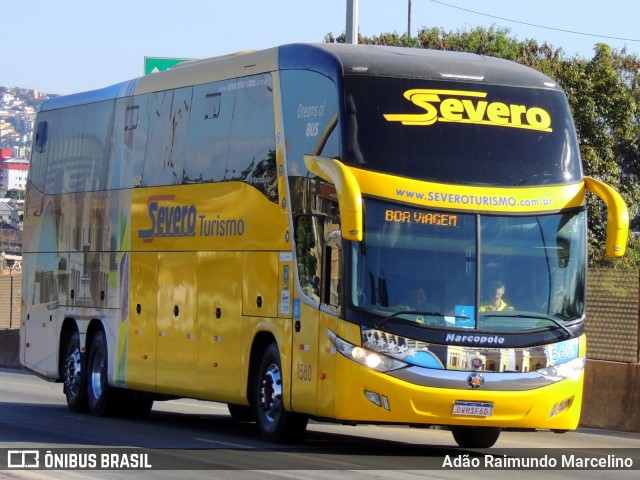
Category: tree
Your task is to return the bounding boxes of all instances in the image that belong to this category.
[326,26,640,267]
[4,189,25,200]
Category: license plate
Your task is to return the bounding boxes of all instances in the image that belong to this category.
[452,401,493,417]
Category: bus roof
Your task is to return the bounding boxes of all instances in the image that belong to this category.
[40,43,561,112]
[280,43,560,90]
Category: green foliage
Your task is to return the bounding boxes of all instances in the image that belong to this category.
[326,26,640,267]
[599,235,640,269]
[3,189,24,200]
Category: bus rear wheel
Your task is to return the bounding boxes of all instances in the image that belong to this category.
[254,343,308,443]
[62,331,89,413]
[451,426,501,448]
[86,330,119,416]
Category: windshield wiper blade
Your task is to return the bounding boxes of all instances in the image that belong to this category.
[481,313,574,338]
[373,310,459,330]
[372,310,412,329]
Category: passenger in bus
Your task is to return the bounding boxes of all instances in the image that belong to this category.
[480,278,514,312]
[399,286,438,312]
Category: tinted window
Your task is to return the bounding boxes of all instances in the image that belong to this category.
[226,74,277,201]
[29,109,59,193]
[351,199,586,329]
[184,73,277,201]
[280,70,340,178]
[142,87,192,186]
[185,82,234,183]
[342,76,582,186]
[109,97,137,189]
[31,101,115,194]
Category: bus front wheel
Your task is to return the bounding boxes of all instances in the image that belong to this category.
[254,343,308,443]
[451,426,501,448]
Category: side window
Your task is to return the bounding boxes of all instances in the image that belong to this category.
[78,101,113,192]
[33,101,115,194]
[281,70,342,307]
[280,70,340,179]
[292,178,343,312]
[34,120,48,153]
[52,104,87,194]
[131,94,149,187]
[109,97,137,190]
[324,209,343,311]
[295,214,322,304]
[142,87,192,186]
[184,73,277,202]
[227,73,277,202]
[185,82,234,183]
[29,109,59,193]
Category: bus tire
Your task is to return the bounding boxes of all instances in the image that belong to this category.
[86,330,119,416]
[254,343,308,443]
[451,426,501,448]
[228,403,256,422]
[62,331,89,413]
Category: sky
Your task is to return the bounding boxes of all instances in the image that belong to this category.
[3,0,640,95]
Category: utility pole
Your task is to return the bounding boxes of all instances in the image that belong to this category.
[346,0,359,44]
[408,0,412,37]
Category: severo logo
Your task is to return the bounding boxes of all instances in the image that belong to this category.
[137,195,197,243]
[384,89,553,132]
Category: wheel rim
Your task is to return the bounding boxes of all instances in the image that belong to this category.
[64,347,82,397]
[259,362,282,425]
[89,349,104,400]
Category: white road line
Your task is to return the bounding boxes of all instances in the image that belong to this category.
[192,437,251,449]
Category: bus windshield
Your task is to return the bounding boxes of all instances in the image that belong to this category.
[351,199,586,331]
[342,76,582,186]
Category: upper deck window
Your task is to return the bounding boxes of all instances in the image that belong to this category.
[342,76,582,187]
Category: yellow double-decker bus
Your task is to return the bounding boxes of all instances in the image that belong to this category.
[20,43,628,448]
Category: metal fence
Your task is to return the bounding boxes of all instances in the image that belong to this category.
[585,269,640,363]
[0,271,20,330]
[1,269,639,364]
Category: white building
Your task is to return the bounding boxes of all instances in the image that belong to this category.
[0,201,19,226]
[0,159,29,191]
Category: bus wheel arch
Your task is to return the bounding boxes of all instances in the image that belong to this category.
[247,332,277,406]
[252,341,308,443]
[60,319,89,413]
[226,332,276,424]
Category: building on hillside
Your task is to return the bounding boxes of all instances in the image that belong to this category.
[0,158,29,192]
[0,202,19,227]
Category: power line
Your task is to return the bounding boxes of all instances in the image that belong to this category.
[429,0,640,43]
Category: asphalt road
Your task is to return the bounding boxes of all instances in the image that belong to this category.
[1,367,640,479]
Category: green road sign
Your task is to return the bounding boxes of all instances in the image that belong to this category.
[144,57,192,75]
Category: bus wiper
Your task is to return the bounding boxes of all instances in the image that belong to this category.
[481,313,574,338]
[373,310,452,330]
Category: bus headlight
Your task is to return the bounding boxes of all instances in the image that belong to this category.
[328,329,408,372]
[537,357,585,381]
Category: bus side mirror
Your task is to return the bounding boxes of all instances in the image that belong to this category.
[304,155,363,242]
[584,176,629,257]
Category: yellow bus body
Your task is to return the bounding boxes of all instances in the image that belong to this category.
[20,43,628,447]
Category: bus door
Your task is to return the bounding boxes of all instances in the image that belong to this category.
[291,212,343,415]
[291,215,323,415]
[21,201,61,378]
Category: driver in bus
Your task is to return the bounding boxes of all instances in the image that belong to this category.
[400,286,438,312]
[480,278,514,312]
